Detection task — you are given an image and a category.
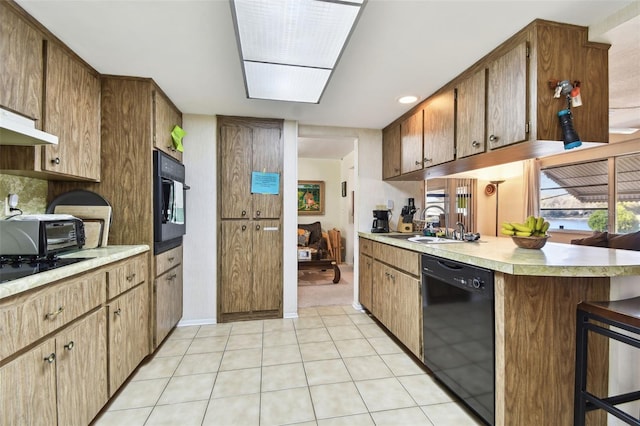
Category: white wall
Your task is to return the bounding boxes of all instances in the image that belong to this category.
[297,158,342,231]
[181,114,217,325]
[181,114,299,323]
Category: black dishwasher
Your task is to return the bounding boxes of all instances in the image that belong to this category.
[421,253,494,425]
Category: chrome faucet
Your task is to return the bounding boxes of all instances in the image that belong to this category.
[455,221,466,240]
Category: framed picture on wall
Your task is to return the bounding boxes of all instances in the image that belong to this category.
[298,180,325,215]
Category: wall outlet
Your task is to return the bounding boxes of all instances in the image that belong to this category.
[5,193,18,216]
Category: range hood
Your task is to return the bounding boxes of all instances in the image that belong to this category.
[0,108,58,146]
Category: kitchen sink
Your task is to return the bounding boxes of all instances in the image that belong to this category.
[383,234,462,244]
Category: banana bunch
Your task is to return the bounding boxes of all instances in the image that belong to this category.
[501,216,550,237]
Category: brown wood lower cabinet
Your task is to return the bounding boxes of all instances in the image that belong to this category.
[0,250,150,425]
[365,240,422,359]
[155,263,183,345]
[358,253,373,311]
[56,308,108,426]
[0,308,108,426]
[0,339,57,426]
[108,283,149,394]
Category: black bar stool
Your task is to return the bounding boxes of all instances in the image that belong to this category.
[575,296,640,425]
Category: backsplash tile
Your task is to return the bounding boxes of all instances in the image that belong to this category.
[0,174,47,217]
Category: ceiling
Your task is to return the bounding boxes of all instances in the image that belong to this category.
[15,0,640,159]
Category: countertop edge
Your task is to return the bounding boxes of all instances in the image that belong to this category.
[0,245,150,300]
[359,233,640,277]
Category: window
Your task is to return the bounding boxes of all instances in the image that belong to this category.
[539,153,640,233]
[614,154,640,233]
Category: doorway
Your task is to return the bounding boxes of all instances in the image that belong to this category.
[296,135,356,307]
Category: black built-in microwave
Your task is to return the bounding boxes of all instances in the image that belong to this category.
[153,150,188,254]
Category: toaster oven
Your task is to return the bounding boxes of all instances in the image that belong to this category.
[0,215,85,257]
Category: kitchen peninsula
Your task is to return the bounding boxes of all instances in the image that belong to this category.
[359,233,640,426]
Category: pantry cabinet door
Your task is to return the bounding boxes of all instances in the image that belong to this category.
[219,221,253,314]
[251,220,282,312]
[219,125,254,219]
[252,125,283,219]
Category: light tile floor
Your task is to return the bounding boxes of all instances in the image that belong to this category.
[93,305,483,426]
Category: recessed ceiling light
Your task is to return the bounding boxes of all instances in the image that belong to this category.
[398,95,419,104]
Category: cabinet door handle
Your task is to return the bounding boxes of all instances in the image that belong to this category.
[415,160,422,166]
[45,306,64,320]
[256,224,261,231]
[169,273,177,281]
[64,341,75,351]
[44,353,56,364]
[241,210,247,216]
[424,157,432,163]
[113,308,122,317]
[472,140,480,147]
[126,273,136,281]
[489,134,499,142]
[51,157,60,165]
[256,210,261,217]
[168,257,175,263]
[241,225,247,231]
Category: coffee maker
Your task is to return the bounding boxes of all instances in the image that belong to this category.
[372,210,390,233]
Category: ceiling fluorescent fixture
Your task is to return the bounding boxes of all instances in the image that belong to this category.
[232,0,366,103]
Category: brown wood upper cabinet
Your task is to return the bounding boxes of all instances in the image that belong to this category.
[153,90,183,162]
[0,3,43,122]
[423,89,455,167]
[456,69,487,159]
[43,42,101,180]
[400,109,423,174]
[486,41,528,150]
[0,3,101,182]
[382,19,609,180]
[382,124,401,179]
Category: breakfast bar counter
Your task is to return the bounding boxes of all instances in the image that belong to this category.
[359,233,640,425]
[360,232,640,277]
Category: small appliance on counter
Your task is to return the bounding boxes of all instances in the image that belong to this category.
[371,209,391,233]
[399,198,417,233]
[0,214,88,284]
[0,214,85,257]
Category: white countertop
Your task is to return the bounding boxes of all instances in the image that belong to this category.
[360,233,640,277]
[0,245,149,300]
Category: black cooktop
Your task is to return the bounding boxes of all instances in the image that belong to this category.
[0,256,89,284]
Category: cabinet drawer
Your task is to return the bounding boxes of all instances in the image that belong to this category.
[155,245,182,277]
[360,238,373,256]
[0,270,106,362]
[373,242,420,276]
[107,254,147,300]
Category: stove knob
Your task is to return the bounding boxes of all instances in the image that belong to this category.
[472,278,482,289]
